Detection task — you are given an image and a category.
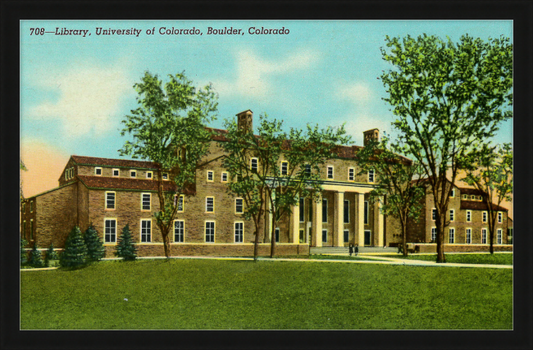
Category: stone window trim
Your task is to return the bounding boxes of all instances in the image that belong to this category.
[140,219,152,243]
[162,172,169,181]
[141,193,151,211]
[449,227,455,244]
[497,228,503,244]
[498,212,503,223]
[221,172,228,183]
[348,168,355,182]
[95,167,103,176]
[466,228,472,244]
[205,196,215,213]
[173,220,185,243]
[105,191,116,210]
[280,161,289,176]
[481,228,488,244]
[364,201,369,225]
[175,195,184,212]
[207,170,214,182]
[112,168,120,177]
[322,198,328,223]
[250,158,259,172]
[30,201,34,213]
[235,198,244,214]
[431,227,437,242]
[431,208,437,221]
[368,169,375,183]
[275,227,280,243]
[466,210,472,222]
[234,221,244,243]
[327,166,334,179]
[30,219,34,241]
[343,229,349,243]
[463,194,468,200]
[299,197,305,222]
[449,209,455,222]
[104,218,117,244]
[205,221,216,243]
[22,202,26,213]
[146,171,153,180]
[322,229,328,243]
[450,188,455,198]
[482,211,488,223]
[130,170,137,178]
[343,199,350,224]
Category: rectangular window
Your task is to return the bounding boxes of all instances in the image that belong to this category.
[449,209,454,222]
[463,194,468,199]
[141,193,151,211]
[162,172,169,180]
[235,198,244,214]
[466,228,472,244]
[482,211,487,223]
[432,208,437,221]
[348,168,355,181]
[106,192,115,210]
[221,172,228,182]
[364,201,369,225]
[368,169,375,183]
[497,229,502,244]
[22,203,26,213]
[30,220,34,241]
[206,197,214,213]
[450,189,455,197]
[113,169,119,177]
[207,171,214,182]
[281,161,288,176]
[322,198,328,223]
[146,171,153,179]
[250,158,258,172]
[471,195,476,200]
[275,228,280,243]
[141,220,151,242]
[343,200,350,223]
[308,198,313,221]
[205,221,215,243]
[299,229,304,243]
[498,212,503,223]
[344,230,349,243]
[299,197,305,222]
[304,164,311,177]
[322,229,328,243]
[482,228,487,244]
[95,167,102,176]
[174,220,184,243]
[104,219,117,243]
[449,228,455,244]
[30,201,33,213]
[130,170,137,178]
[431,227,437,242]
[234,222,244,243]
[22,221,26,238]
[466,210,472,222]
[176,195,184,212]
[327,166,334,179]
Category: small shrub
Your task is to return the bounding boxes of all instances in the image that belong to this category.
[29,244,44,268]
[115,224,137,261]
[20,238,28,265]
[84,225,105,262]
[45,243,60,267]
[60,226,88,268]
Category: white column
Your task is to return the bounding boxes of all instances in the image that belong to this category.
[377,197,384,247]
[291,196,300,243]
[357,193,365,247]
[334,191,344,247]
[312,196,323,247]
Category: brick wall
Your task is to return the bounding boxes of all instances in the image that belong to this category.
[415,243,513,253]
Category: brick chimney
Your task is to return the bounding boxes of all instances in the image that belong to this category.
[236,109,253,133]
[363,128,379,146]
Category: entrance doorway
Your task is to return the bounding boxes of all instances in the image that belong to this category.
[364,230,371,246]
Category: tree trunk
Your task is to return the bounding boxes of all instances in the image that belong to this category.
[401,217,408,257]
[435,216,446,263]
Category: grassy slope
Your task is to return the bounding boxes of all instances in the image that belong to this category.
[21,259,512,330]
[371,253,513,265]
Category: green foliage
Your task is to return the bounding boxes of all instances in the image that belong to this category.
[119,71,218,257]
[115,225,137,261]
[45,243,60,266]
[29,244,44,268]
[380,34,512,262]
[84,225,105,262]
[21,238,28,265]
[60,226,88,268]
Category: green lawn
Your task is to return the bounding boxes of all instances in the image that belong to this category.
[21,259,512,330]
[373,253,513,265]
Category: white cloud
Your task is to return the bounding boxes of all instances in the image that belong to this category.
[340,113,392,146]
[212,49,320,99]
[26,64,132,137]
[336,82,373,104]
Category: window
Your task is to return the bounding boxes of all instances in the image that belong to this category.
[482,211,487,223]
[431,227,437,242]
[235,198,244,214]
[141,220,151,242]
[304,164,311,177]
[174,220,184,242]
[130,170,137,178]
[348,168,355,181]
[368,169,375,183]
[205,221,215,243]
[275,228,280,243]
[281,161,288,176]
[221,172,228,182]
[95,167,102,176]
[299,229,304,243]
[22,203,26,213]
[450,189,455,197]
[432,208,437,221]
[463,194,468,199]
[466,210,472,222]
[176,195,184,212]
[141,193,151,211]
[162,172,169,180]
[322,229,328,243]
[481,228,487,244]
[344,230,349,243]
[466,228,472,244]
[343,200,350,223]
[498,212,503,223]
[30,220,34,241]
[299,198,305,222]
[104,219,117,243]
[250,158,258,172]
[30,201,33,213]
[234,222,244,243]
[322,198,328,223]
[146,171,153,179]
[308,198,313,221]
[471,195,475,200]
[112,169,119,177]
[364,201,369,225]
[207,171,214,182]
[327,166,334,179]
[449,228,455,243]
[449,209,454,222]
[206,197,214,213]
[105,192,116,210]
[22,221,26,238]
[497,229,502,244]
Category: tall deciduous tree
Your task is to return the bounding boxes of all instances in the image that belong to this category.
[380,34,512,262]
[356,133,425,256]
[462,143,512,254]
[120,71,218,258]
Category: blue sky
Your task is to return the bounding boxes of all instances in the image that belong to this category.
[21,20,513,163]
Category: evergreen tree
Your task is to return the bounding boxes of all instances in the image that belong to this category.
[115,224,137,261]
[60,226,88,268]
[20,238,28,265]
[45,243,60,266]
[84,225,105,262]
[29,244,44,267]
